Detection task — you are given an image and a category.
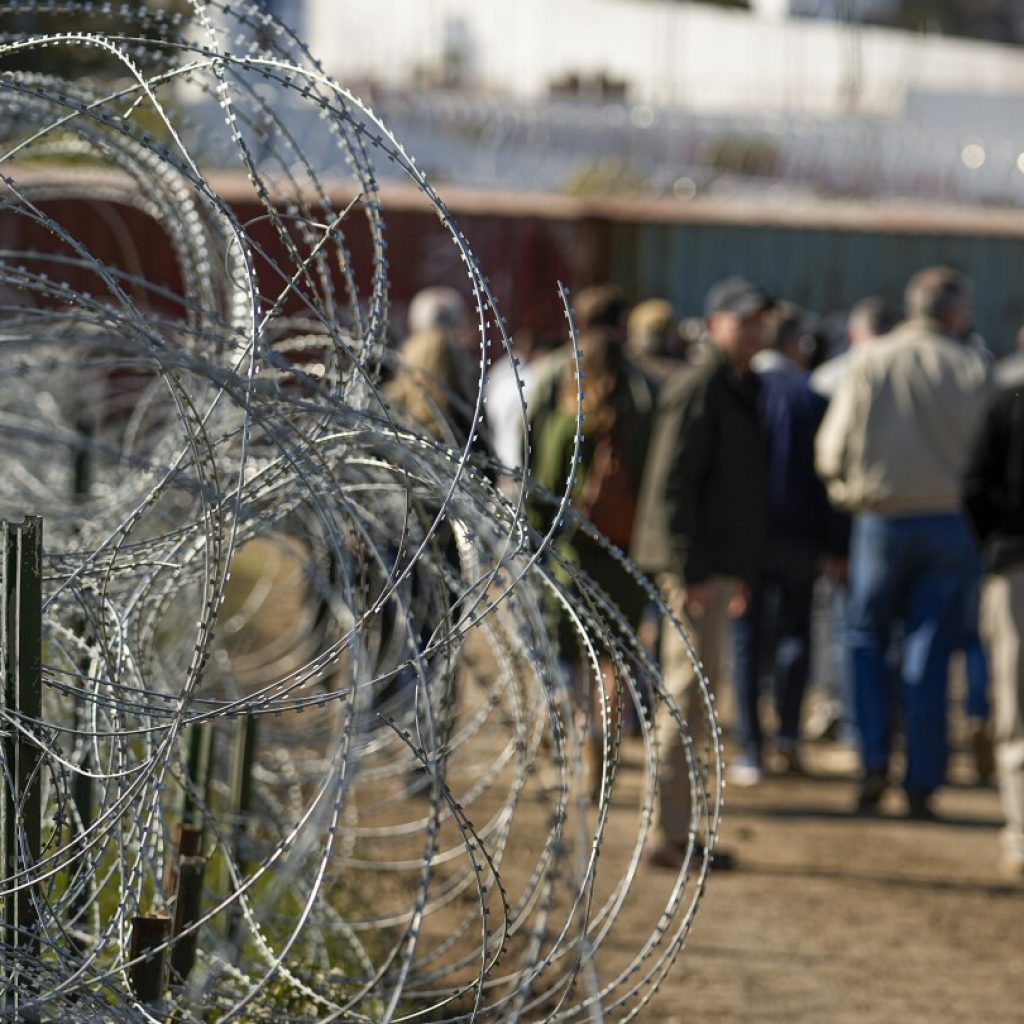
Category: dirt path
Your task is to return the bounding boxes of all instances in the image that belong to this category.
[604,735,1021,1023]
[218,544,1021,1020]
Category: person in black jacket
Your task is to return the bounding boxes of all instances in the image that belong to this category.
[963,380,1024,880]
[631,276,773,870]
[729,308,848,785]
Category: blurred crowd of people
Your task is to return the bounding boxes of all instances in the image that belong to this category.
[387,265,1024,883]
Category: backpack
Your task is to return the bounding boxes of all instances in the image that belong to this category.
[577,430,637,549]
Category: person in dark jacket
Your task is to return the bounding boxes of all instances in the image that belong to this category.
[963,381,1024,879]
[729,308,848,785]
[631,276,773,870]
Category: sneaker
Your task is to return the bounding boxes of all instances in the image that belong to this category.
[644,840,687,871]
[704,842,736,871]
[855,771,888,814]
[728,756,763,788]
[645,839,736,872]
[968,717,995,786]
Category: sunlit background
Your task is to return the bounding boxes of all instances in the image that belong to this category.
[7,0,1024,349]
[274,0,1024,206]
[211,0,1024,352]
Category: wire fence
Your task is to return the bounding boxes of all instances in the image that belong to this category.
[0,3,721,1020]
[185,80,1024,207]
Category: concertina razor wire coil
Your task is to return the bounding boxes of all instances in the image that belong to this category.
[0,3,723,1020]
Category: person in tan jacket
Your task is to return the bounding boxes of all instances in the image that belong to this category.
[815,266,992,819]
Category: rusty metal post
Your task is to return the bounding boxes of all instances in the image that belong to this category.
[180,722,214,827]
[169,854,205,985]
[129,914,170,1007]
[163,822,204,898]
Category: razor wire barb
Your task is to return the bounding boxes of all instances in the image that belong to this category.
[0,2,724,1020]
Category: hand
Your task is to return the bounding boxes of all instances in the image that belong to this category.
[727,582,749,618]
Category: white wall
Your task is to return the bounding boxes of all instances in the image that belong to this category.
[305,0,1024,117]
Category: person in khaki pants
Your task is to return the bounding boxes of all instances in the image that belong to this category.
[631,277,773,871]
[653,574,744,863]
[963,376,1024,879]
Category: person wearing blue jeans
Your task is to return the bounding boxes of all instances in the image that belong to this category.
[816,267,992,818]
[847,513,979,813]
[732,538,820,778]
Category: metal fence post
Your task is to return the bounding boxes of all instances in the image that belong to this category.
[226,714,257,949]
[170,852,206,985]
[1,516,43,1016]
[129,914,170,1008]
[69,425,95,942]
[180,723,214,828]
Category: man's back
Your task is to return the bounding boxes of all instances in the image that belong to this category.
[816,318,992,515]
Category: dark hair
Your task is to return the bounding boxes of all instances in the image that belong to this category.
[583,327,625,435]
[848,296,900,338]
[769,304,805,352]
[577,326,624,379]
[771,304,826,369]
[904,267,972,322]
[574,284,628,331]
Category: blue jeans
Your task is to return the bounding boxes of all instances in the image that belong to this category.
[847,513,978,797]
[821,581,859,745]
[732,538,819,761]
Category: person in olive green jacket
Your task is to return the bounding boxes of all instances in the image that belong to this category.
[631,277,773,871]
[532,326,655,797]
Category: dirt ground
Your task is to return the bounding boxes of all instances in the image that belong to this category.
[378,667,1022,1023]
[602,728,1021,1023]
[224,540,1022,1021]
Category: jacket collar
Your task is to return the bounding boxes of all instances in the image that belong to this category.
[892,316,957,343]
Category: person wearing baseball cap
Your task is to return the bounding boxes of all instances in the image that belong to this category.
[702,276,776,372]
[703,275,774,316]
[631,275,774,871]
